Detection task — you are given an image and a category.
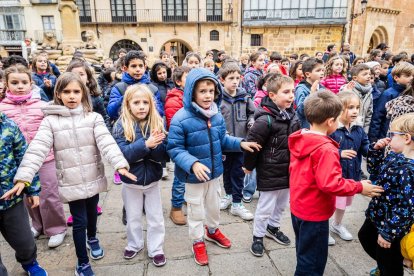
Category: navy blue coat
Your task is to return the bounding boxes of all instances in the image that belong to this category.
[167,68,242,184]
[113,121,166,185]
[330,123,370,181]
[32,73,56,101]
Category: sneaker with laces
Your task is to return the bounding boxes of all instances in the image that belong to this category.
[152,254,167,267]
[31,227,41,238]
[205,227,231,248]
[48,231,66,248]
[86,238,104,260]
[67,215,73,226]
[75,262,95,276]
[250,236,264,257]
[230,204,254,220]
[22,260,47,276]
[220,195,232,210]
[330,222,353,241]
[328,234,336,246]
[123,249,139,259]
[265,225,290,245]
[113,171,122,185]
[192,241,208,266]
[242,195,252,203]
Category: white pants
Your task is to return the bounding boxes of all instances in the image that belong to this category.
[122,182,165,257]
[185,177,221,240]
[253,189,290,237]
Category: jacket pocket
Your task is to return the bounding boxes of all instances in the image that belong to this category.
[236,103,248,122]
[185,196,204,221]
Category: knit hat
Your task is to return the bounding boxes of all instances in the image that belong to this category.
[365,61,380,69]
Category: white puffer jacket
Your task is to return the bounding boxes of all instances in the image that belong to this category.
[14,104,129,203]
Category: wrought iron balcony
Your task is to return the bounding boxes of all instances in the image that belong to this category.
[0,30,26,45]
[30,0,58,4]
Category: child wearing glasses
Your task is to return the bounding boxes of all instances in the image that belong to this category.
[358,113,414,276]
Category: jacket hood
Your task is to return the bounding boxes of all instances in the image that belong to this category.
[297,79,312,90]
[42,103,84,117]
[222,87,248,100]
[256,96,295,120]
[121,71,151,85]
[150,61,172,82]
[289,129,338,160]
[183,68,223,110]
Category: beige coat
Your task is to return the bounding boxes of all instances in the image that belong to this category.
[14,104,129,203]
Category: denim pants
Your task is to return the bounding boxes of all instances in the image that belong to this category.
[68,194,99,265]
[242,169,257,198]
[291,214,329,276]
[223,152,245,203]
[171,173,185,208]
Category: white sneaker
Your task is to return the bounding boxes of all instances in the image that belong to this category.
[230,204,254,220]
[31,227,40,238]
[162,168,169,180]
[252,191,260,199]
[328,234,336,246]
[48,231,66,248]
[330,222,353,241]
[220,195,232,210]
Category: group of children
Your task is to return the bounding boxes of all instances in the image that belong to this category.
[0,44,413,276]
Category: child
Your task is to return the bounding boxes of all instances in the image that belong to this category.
[242,52,265,97]
[294,57,325,128]
[113,85,167,266]
[253,73,278,108]
[386,81,414,124]
[150,61,174,105]
[167,68,260,266]
[97,58,114,94]
[31,54,56,101]
[329,91,370,245]
[0,65,67,248]
[160,51,170,64]
[289,91,383,275]
[379,60,390,88]
[401,225,414,270]
[289,60,303,88]
[366,61,386,93]
[369,62,414,142]
[12,72,135,275]
[239,53,249,75]
[245,74,301,257]
[183,52,202,69]
[0,112,47,275]
[204,59,215,73]
[164,66,191,225]
[352,57,365,66]
[281,58,290,72]
[321,56,347,94]
[0,70,4,101]
[218,62,255,220]
[358,113,414,276]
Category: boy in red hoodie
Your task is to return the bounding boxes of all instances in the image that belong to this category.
[288,90,384,276]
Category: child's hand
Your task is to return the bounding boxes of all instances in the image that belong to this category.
[145,130,165,149]
[373,138,391,150]
[44,78,51,88]
[361,180,384,197]
[241,141,262,153]
[118,168,137,182]
[345,81,355,91]
[27,196,40,208]
[192,162,211,182]
[242,167,252,174]
[341,150,357,159]
[310,80,319,93]
[0,182,25,200]
[377,234,391,249]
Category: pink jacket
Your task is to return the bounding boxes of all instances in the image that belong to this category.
[253,89,268,107]
[0,92,54,162]
[321,75,347,94]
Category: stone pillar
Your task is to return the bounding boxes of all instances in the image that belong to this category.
[59,0,82,48]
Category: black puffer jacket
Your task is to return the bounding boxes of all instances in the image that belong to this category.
[243,96,301,191]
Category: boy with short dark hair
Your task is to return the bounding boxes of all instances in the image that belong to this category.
[289,91,383,276]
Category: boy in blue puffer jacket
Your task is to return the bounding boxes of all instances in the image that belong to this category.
[167,68,261,266]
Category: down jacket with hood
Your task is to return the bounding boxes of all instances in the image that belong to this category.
[14,104,129,203]
[242,67,263,97]
[167,68,242,184]
[320,74,347,94]
[164,87,184,130]
[294,79,325,129]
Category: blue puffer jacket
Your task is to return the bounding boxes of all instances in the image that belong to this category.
[368,82,406,142]
[113,121,166,185]
[294,79,325,129]
[167,68,242,184]
[32,72,57,101]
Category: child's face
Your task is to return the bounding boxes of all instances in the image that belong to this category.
[332,59,344,74]
[7,73,31,95]
[161,55,169,63]
[373,65,381,78]
[241,58,248,65]
[340,97,360,125]
[268,65,281,74]
[355,59,364,65]
[205,64,215,73]
[156,67,167,82]
[252,54,265,70]
[370,74,375,85]
[129,92,150,121]
[104,59,113,69]
[373,53,382,61]
[388,129,411,153]
[282,61,290,70]
[316,52,323,60]
[70,67,88,86]
[268,82,295,109]
[194,80,216,110]
[176,72,188,89]
[296,64,303,78]
[206,53,214,60]
[380,64,389,76]
[187,56,200,69]
[124,58,146,80]
[306,64,325,82]
[221,71,241,94]
[394,73,413,86]
[353,69,371,85]
[58,81,83,109]
[36,56,48,71]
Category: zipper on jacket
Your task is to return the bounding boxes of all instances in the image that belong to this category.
[206,119,214,178]
[231,102,236,135]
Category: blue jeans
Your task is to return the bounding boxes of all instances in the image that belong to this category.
[223,152,245,203]
[242,169,257,198]
[291,214,329,276]
[171,175,185,208]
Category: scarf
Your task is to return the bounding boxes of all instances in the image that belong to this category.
[192,102,218,119]
[6,90,33,104]
[353,82,372,96]
[121,71,151,85]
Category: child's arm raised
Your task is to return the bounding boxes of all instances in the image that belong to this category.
[367,138,391,177]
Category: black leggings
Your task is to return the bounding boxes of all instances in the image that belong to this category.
[358,218,404,276]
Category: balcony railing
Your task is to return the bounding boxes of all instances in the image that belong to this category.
[79,9,231,24]
[30,0,58,4]
[0,30,26,45]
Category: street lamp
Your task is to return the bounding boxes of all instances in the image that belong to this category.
[351,0,368,19]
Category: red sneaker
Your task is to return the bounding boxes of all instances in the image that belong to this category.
[192,241,208,266]
[205,227,231,248]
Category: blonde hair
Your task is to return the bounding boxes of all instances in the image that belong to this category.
[337,91,360,109]
[204,59,215,67]
[54,72,92,112]
[119,84,165,142]
[390,113,414,137]
[391,62,414,78]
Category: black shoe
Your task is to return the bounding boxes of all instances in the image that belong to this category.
[361,172,368,180]
[265,225,291,245]
[250,236,264,257]
[122,206,127,225]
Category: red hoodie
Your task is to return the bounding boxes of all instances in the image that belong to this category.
[165,87,184,129]
[288,130,363,221]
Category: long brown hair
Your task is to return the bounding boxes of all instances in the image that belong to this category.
[53,72,92,112]
[66,60,100,97]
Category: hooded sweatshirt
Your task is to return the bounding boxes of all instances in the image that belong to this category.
[289,130,363,221]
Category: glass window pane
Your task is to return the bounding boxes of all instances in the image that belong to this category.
[258,0,266,9]
[325,0,333,7]
[308,0,316,8]
[251,0,259,9]
[291,0,299,8]
[244,0,250,10]
[316,0,324,7]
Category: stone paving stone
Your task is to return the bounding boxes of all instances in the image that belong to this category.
[206,222,252,255]
[147,257,210,276]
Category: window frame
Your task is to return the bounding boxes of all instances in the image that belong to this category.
[110,0,137,22]
[41,16,55,30]
[210,30,219,41]
[250,34,262,46]
[162,0,188,22]
[76,0,92,22]
[206,0,222,21]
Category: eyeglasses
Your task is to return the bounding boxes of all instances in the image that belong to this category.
[387,131,414,141]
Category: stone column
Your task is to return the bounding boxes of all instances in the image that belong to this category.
[58,0,82,48]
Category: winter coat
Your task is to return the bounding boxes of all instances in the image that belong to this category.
[368,83,406,142]
[32,72,57,101]
[164,87,184,130]
[244,96,300,191]
[167,68,242,184]
[330,123,369,181]
[14,105,129,203]
[320,74,347,94]
[104,78,121,108]
[220,88,255,138]
[49,62,61,78]
[253,89,268,107]
[0,113,40,211]
[375,78,387,93]
[379,74,389,89]
[91,95,111,130]
[295,79,325,129]
[113,121,167,186]
[242,67,263,97]
[366,147,414,242]
[386,95,414,124]
[97,71,110,97]
[372,84,382,111]
[151,80,174,105]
